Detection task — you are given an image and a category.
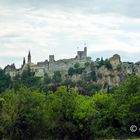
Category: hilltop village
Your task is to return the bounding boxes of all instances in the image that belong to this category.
[4,47,90,77]
[4,47,140,90]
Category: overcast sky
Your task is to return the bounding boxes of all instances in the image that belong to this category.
[0,0,140,68]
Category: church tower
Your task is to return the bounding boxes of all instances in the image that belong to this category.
[28,50,31,64]
[23,57,26,65]
[21,57,26,68]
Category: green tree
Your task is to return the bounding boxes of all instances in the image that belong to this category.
[104,59,112,70]
[75,68,84,74]
[73,95,96,139]
[96,58,100,62]
[52,71,62,83]
[90,62,96,71]
[113,76,140,137]
[100,57,104,66]
[74,62,80,69]
[45,86,78,139]
[11,73,22,92]
[21,65,41,88]
[62,79,76,88]
[0,69,11,93]
[114,76,140,97]
[85,62,90,67]
[0,87,47,140]
[90,93,118,138]
[39,84,49,94]
[68,67,74,76]
[1,73,140,139]
[90,70,97,81]
[85,83,101,95]
[44,73,51,84]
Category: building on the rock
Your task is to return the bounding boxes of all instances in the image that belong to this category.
[76,47,87,59]
[28,50,31,64]
[4,64,17,78]
[16,47,91,78]
[3,47,92,79]
[49,55,55,63]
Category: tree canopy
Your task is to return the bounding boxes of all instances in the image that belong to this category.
[0,76,140,139]
[1,64,140,139]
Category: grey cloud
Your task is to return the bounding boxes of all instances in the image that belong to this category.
[0,0,140,67]
[1,0,140,18]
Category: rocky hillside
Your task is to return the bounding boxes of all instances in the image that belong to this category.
[61,54,140,92]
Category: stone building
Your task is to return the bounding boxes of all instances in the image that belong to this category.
[49,55,55,63]
[4,64,17,78]
[28,51,31,64]
[14,47,91,78]
[77,47,87,59]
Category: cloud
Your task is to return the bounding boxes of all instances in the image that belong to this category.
[0,1,140,68]
[1,0,140,18]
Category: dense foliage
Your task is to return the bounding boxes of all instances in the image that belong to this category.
[96,57,112,69]
[68,67,85,76]
[0,70,140,139]
[0,69,11,93]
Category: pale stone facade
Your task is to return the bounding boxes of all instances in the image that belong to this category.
[15,47,91,78]
[4,64,17,78]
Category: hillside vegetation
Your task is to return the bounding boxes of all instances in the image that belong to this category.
[0,68,140,139]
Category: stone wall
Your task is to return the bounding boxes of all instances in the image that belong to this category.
[48,57,92,76]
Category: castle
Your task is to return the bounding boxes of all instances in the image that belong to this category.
[4,47,91,78]
[4,47,140,89]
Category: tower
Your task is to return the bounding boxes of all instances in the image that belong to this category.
[77,46,87,60]
[49,55,55,63]
[23,57,26,65]
[28,50,31,64]
[84,43,87,58]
